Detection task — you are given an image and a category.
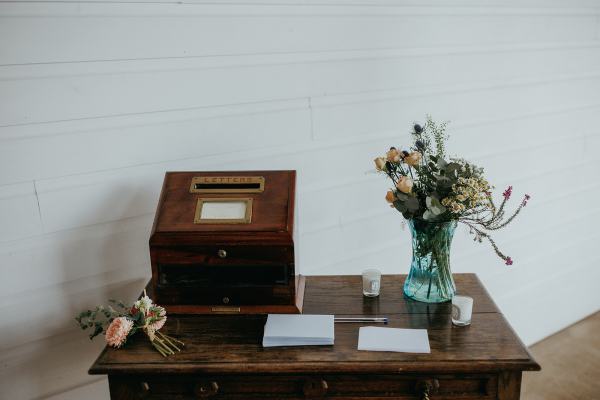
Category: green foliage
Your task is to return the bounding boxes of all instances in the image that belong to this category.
[375,116,530,265]
[75,300,130,340]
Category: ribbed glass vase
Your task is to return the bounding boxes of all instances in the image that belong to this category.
[403,219,457,303]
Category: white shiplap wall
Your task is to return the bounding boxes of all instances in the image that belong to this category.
[2,1,600,398]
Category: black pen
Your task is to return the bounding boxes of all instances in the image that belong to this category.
[334,317,388,325]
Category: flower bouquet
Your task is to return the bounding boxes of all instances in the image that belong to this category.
[75,291,184,356]
[374,116,529,303]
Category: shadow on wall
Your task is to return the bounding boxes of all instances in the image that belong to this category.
[3,185,153,400]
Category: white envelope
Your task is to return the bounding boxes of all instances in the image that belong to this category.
[358,326,430,353]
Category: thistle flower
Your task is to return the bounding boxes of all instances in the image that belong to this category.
[105,317,133,348]
[505,257,513,266]
[503,186,513,200]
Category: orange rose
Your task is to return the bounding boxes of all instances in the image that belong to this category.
[396,176,413,194]
[385,191,395,203]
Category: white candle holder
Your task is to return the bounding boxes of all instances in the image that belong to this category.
[452,295,473,326]
[362,269,381,297]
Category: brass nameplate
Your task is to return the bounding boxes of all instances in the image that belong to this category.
[194,198,253,224]
[211,306,241,313]
[190,176,265,193]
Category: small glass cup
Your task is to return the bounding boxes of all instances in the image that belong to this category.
[362,269,381,297]
[452,295,473,326]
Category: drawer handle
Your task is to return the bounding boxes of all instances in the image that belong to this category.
[303,378,328,397]
[139,381,150,398]
[194,381,219,398]
[217,249,227,258]
[417,378,439,400]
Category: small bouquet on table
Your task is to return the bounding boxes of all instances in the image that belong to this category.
[76,291,184,357]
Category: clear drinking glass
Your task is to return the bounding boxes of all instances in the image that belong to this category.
[362,269,381,297]
[452,295,473,326]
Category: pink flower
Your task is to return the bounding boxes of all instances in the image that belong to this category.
[148,306,167,331]
[105,317,134,348]
[505,257,513,266]
[503,186,513,200]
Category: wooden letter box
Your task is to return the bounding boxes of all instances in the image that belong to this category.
[149,171,304,314]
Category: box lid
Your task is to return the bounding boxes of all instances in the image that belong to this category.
[150,171,295,245]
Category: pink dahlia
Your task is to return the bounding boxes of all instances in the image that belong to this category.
[105,317,134,348]
[148,306,167,331]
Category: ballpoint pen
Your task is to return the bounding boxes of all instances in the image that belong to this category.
[334,317,388,325]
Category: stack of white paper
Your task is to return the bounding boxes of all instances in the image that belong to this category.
[358,327,431,353]
[262,314,334,347]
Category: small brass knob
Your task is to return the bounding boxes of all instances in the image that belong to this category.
[194,381,219,398]
[218,249,227,258]
[139,381,150,398]
[416,378,439,400]
[303,378,328,397]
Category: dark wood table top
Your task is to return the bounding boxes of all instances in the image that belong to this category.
[89,274,540,376]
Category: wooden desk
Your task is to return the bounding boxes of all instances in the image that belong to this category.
[89,274,540,399]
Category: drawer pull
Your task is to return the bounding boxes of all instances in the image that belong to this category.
[194,381,219,398]
[217,249,227,258]
[417,378,439,400]
[303,378,328,397]
[139,381,150,398]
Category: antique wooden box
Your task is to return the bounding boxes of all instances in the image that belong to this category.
[149,170,304,314]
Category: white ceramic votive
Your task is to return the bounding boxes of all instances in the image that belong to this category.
[452,295,473,326]
[362,269,381,297]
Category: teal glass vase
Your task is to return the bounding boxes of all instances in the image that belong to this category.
[403,219,457,303]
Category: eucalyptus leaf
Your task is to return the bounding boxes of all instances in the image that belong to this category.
[405,196,420,212]
[393,200,407,213]
[423,210,436,221]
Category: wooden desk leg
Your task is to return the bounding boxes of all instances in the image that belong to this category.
[498,371,523,400]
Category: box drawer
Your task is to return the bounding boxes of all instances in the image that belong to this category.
[153,245,294,266]
[109,373,498,399]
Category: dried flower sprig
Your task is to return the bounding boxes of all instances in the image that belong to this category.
[374,116,529,264]
[76,291,184,357]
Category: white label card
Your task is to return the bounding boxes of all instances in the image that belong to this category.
[200,201,247,220]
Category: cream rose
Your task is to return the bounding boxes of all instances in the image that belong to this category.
[374,157,386,171]
[386,148,400,163]
[396,176,413,194]
[404,151,422,167]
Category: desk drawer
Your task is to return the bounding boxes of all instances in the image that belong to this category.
[109,373,498,399]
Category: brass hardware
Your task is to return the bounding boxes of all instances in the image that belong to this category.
[303,378,328,397]
[211,306,241,313]
[194,381,219,398]
[416,378,439,400]
[194,198,253,224]
[222,297,230,304]
[218,249,227,258]
[190,176,265,193]
[139,381,150,398]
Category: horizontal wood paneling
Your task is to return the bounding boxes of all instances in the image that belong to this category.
[1,11,596,65]
[1,1,599,399]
